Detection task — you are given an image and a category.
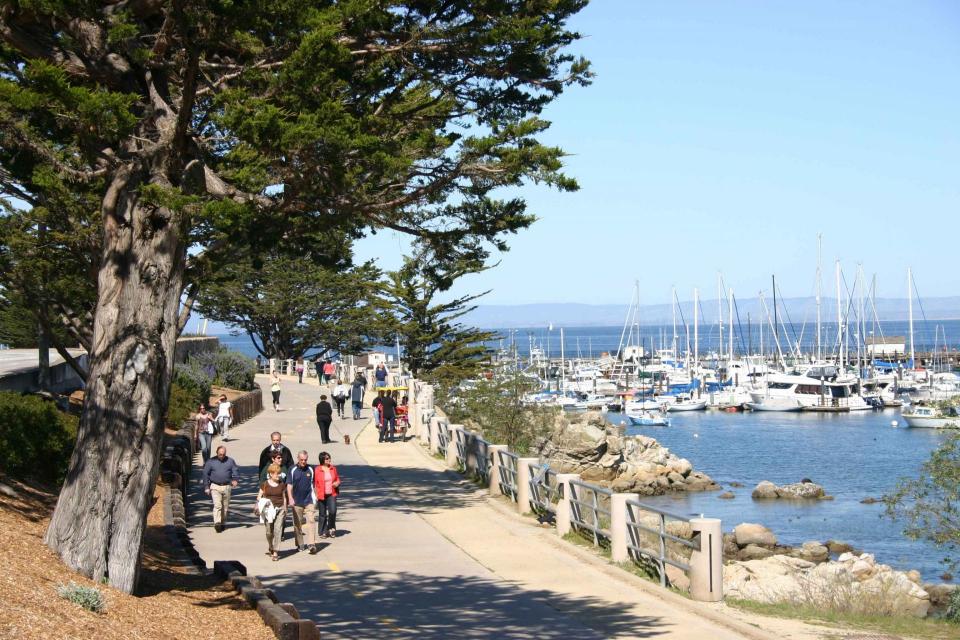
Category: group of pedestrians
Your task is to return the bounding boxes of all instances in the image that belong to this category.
[193,394,235,462]
[201,431,342,560]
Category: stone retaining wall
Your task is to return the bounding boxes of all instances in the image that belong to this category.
[214,560,320,640]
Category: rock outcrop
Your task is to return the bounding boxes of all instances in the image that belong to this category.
[539,411,719,495]
[751,479,829,500]
[724,552,931,618]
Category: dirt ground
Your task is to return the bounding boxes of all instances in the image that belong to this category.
[0,476,274,640]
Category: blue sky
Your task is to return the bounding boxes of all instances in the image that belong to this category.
[355,0,960,306]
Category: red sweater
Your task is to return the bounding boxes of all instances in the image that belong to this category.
[313,464,341,498]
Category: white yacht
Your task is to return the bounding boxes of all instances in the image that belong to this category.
[749,370,871,412]
[901,405,960,429]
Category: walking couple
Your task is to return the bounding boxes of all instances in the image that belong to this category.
[255,448,341,559]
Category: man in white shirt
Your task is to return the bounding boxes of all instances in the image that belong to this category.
[215,394,234,441]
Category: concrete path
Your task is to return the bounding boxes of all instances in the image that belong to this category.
[187,376,765,639]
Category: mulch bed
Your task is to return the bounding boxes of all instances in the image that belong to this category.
[0,476,273,640]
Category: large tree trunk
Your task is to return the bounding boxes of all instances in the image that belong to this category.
[44,164,186,594]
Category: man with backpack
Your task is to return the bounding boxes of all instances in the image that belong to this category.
[350,372,366,420]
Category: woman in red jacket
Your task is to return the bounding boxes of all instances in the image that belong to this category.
[314,451,341,538]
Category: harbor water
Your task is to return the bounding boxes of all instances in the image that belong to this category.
[606,407,953,582]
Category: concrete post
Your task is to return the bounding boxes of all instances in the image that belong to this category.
[515,457,539,514]
[689,517,723,602]
[429,416,444,454]
[464,432,479,476]
[446,424,463,469]
[610,493,632,563]
[487,445,508,497]
[269,358,278,374]
[554,473,581,537]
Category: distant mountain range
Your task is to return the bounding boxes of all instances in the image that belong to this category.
[464,296,960,328]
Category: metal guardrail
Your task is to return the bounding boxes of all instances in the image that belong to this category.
[474,437,492,484]
[497,449,519,501]
[528,461,559,517]
[437,420,450,457]
[568,479,613,546]
[453,428,468,466]
[625,498,699,587]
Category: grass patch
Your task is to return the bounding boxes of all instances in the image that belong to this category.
[57,581,106,613]
[727,597,959,640]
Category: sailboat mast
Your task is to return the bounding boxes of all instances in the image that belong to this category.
[908,266,915,368]
[836,260,842,367]
[718,273,724,363]
[560,327,565,392]
[772,275,778,363]
[694,288,699,373]
[816,233,822,362]
[671,286,677,356]
[728,287,734,361]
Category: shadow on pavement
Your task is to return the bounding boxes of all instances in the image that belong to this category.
[264,568,667,639]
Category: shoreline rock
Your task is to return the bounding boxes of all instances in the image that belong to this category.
[752,479,829,500]
[724,552,931,618]
[539,411,719,496]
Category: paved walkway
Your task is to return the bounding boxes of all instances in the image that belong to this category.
[187,376,769,639]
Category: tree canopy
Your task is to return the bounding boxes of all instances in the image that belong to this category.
[386,245,496,383]
[196,251,392,361]
[0,0,590,593]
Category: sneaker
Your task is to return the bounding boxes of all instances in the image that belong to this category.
[214,523,223,533]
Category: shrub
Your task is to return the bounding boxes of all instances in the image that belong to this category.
[0,391,77,484]
[56,581,106,613]
[946,588,960,624]
[173,361,212,405]
[165,382,196,428]
[195,348,256,391]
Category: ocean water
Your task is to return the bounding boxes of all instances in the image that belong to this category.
[606,408,954,582]
[216,319,960,362]
[213,325,958,581]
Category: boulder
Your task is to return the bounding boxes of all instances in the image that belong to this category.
[738,544,775,561]
[724,554,930,618]
[734,523,778,548]
[722,533,739,559]
[751,481,779,499]
[825,540,856,555]
[923,583,957,613]
[666,471,685,485]
[668,457,693,477]
[718,491,736,500]
[794,541,829,564]
[751,479,828,500]
[777,481,826,500]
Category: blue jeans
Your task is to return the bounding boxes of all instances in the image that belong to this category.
[375,379,386,387]
[317,495,337,535]
[352,400,362,419]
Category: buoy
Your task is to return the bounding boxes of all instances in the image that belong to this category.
[891,420,899,428]
[693,433,699,438]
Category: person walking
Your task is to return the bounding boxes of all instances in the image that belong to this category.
[296,358,305,384]
[254,463,288,561]
[270,371,282,411]
[323,360,336,386]
[380,391,398,443]
[258,431,295,475]
[259,450,289,483]
[202,445,239,533]
[194,405,214,462]
[372,390,384,441]
[374,363,388,388]
[287,451,318,554]
[313,451,341,539]
[332,379,348,418]
[316,394,334,444]
[215,394,234,441]
[350,373,366,420]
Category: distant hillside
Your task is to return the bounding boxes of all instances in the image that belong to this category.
[465,296,960,328]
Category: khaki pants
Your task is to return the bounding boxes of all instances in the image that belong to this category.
[264,509,285,552]
[291,503,317,547]
[210,483,231,525]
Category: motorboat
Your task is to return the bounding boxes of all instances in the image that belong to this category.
[749,371,872,412]
[746,397,804,412]
[627,410,670,427]
[901,405,960,429]
[662,394,707,412]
